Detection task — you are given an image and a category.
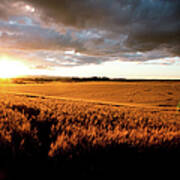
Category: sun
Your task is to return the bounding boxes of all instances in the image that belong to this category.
[0,57,29,79]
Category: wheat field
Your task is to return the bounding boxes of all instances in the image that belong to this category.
[0,81,180,179]
[1,81,180,107]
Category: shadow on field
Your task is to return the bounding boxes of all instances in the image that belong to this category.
[0,134,179,179]
[0,102,180,179]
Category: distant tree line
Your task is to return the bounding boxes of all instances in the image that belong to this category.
[12,76,127,84]
[10,76,180,84]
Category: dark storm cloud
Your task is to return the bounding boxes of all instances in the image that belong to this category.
[0,0,179,67]
[0,18,127,57]
[0,19,84,51]
[24,0,180,54]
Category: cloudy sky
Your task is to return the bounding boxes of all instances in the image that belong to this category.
[0,0,180,79]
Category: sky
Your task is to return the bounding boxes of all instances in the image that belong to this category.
[0,0,180,79]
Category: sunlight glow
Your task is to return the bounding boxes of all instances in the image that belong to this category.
[25,5,35,12]
[0,57,30,78]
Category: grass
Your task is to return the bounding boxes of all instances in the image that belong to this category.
[0,81,180,179]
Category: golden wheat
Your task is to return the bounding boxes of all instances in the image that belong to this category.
[0,93,179,159]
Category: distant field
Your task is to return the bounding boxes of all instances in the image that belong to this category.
[0,81,180,179]
[1,81,180,108]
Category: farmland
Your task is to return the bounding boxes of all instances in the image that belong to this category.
[1,80,180,107]
[0,80,180,179]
